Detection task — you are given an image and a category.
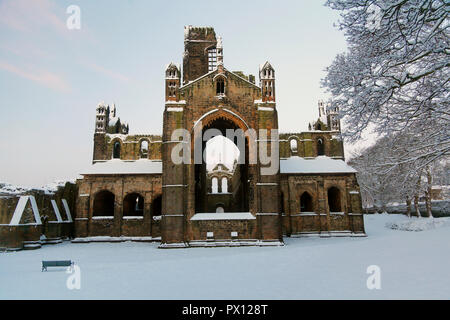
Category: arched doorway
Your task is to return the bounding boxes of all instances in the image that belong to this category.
[328,187,342,212]
[123,193,144,217]
[317,138,325,156]
[113,141,121,159]
[300,192,313,212]
[93,190,115,216]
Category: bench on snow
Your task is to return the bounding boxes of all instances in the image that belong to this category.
[42,260,74,271]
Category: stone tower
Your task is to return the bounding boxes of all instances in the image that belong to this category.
[183,26,218,84]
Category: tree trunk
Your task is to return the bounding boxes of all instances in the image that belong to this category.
[414,173,422,218]
[406,195,411,218]
[426,166,433,218]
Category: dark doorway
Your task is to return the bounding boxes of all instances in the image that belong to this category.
[300,192,313,212]
[93,190,115,216]
[152,195,162,217]
[328,187,342,212]
[113,141,121,159]
[317,138,325,156]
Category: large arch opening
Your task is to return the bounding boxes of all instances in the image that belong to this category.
[93,190,115,217]
[123,193,144,217]
[194,115,249,213]
[328,187,342,212]
[300,192,314,212]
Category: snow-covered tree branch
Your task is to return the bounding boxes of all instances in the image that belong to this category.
[322,0,449,170]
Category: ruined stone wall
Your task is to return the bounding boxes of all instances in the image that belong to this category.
[279,132,344,159]
[75,174,162,238]
[280,173,365,236]
[93,134,162,162]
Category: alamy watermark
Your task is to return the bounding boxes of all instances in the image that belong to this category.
[66,5,81,30]
[66,264,81,290]
[170,122,279,176]
[366,265,381,290]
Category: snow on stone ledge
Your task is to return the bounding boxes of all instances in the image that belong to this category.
[280,156,357,174]
[190,212,256,221]
[82,159,162,175]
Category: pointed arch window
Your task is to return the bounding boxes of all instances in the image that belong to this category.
[290,138,298,154]
[211,177,219,194]
[113,141,121,159]
[300,192,313,212]
[140,140,149,159]
[317,138,325,156]
[221,177,228,193]
[216,78,225,95]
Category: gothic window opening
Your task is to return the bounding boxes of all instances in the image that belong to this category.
[113,141,121,159]
[328,187,342,212]
[216,78,225,95]
[290,139,298,154]
[221,177,228,193]
[168,81,176,97]
[300,192,313,212]
[93,190,115,217]
[212,177,219,194]
[208,48,217,71]
[140,140,149,159]
[152,195,162,217]
[317,138,325,156]
[123,193,144,217]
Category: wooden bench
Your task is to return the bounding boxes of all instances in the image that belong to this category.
[42,260,73,272]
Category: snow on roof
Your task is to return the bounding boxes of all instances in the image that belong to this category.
[280,156,357,174]
[82,159,162,175]
[191,212,256,221]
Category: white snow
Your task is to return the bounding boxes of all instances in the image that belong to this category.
[280,156,357,174]
[386,216,450,232]
[1,214,450,299]
[82,159,162,175]
[190,212,256,221]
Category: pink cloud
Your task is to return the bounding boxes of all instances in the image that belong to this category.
[83,62,131,83]
[0,60,71,93]
[0,0,66,33]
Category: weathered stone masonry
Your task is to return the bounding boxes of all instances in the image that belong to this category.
[74,26,365,248]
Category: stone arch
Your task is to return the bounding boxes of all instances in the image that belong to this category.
[317,137,325,156]
[123,192,144,217]
[328,186,342,212]
[300,191,314,212]
[215,203,225,213]
[289,137,298,155]
[192,109,252,213]
[139,138,150,159]
[93,190,115,217]
[112,140,122,159]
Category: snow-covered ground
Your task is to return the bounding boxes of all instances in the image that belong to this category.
[1,214,449,300]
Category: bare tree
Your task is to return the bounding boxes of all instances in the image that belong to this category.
[323,0,450,173]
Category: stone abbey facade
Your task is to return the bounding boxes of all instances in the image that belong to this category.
[75,26,365,248]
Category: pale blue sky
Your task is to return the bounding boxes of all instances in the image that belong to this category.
[0,0,348,187]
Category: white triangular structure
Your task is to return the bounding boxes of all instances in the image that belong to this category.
[50,200,63,222]
[9,195,42,226]
[61,199,73,222]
